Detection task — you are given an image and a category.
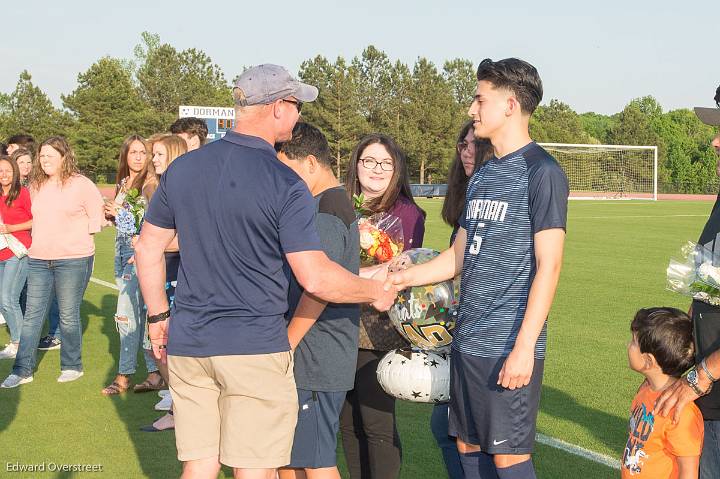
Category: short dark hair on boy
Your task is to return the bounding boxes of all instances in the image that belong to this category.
[6,134,36,152]
[631,307,695,377]
[276,122,333,168]
[169,117,208,144]
[476,58,543,115]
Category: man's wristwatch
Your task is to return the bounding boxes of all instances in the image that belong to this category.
[147,310,171,324]
[686,366,713,396]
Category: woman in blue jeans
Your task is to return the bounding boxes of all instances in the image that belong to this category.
[139,133,186,432]
[0,137,104,388]
[433,121,493,478]
[101,135,163,396]
[0,155,33,360]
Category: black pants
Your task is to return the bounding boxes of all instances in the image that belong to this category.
[339,349,402,479]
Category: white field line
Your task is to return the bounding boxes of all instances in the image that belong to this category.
[536,433,620,470]
[582,202,655,205]
[573,214,706,219]
[86,275,620,470]
[89,277,118,290]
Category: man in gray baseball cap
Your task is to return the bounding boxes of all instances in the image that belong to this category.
[233,63,318,108]
[136,64,397,478]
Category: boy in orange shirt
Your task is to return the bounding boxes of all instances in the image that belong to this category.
[623,307,704,478]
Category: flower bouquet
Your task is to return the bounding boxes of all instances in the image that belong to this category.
[115,188,147,237]
[352,194,404,265]
[667,241,720,306]
[358,213,404,265]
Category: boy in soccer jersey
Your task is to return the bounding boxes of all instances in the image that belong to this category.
[387,58,569,479]
[623,307,703,479]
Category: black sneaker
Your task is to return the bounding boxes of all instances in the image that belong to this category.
[38,336,61,350]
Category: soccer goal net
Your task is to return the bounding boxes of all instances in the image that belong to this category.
[538,143,658,200]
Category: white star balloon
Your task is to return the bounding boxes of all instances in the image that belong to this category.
[376,348,451,403]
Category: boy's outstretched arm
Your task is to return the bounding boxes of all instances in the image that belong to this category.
[498,228,565,390]
[677,455,700,479]
[384,228,466,295]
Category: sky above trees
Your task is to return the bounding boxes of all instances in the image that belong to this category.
[2,34,716,193]
[2,0,718,115]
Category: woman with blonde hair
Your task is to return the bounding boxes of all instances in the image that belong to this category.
[149,134,187,176]
[1,137,104,388]
[101,135,164,396]
[140,133,187,431]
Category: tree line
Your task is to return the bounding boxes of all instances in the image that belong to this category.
[1,32,717,193]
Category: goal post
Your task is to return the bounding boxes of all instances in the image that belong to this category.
[538,143,658,200]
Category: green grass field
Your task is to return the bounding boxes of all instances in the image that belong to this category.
[0,199,713,478]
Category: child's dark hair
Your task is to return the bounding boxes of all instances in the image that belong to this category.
[631,307,695,377]
[276,122,333,168]
[476,58,543,115]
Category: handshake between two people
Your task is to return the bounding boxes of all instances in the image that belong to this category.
[363,262,415,312]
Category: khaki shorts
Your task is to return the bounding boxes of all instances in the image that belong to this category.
[168,351,297,468]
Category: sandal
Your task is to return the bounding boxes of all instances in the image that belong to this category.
[101,375,131,396]
[133,372,166,393]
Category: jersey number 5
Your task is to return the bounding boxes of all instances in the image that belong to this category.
[469,223,485,255]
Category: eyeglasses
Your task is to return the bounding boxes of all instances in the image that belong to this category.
[456,141,477,154]
[358,157,394,171]
[281,98,303,113]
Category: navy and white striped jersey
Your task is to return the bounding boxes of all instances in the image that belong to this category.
[456,142,569,359]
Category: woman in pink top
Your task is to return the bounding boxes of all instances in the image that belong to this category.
[1,137,104,388]
[0,155,33,360]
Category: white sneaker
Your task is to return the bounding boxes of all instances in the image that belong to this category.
[158,389,170,398]
[0,343,18,359]
[154,394,173,411]
[57,370,84,383]
[1,374,33,388]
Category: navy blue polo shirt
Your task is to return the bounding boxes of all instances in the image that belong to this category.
[144,130,322,357]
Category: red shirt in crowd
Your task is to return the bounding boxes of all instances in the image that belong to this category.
[0,187,33,261]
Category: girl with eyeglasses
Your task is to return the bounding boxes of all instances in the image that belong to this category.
[341,133,425,479]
